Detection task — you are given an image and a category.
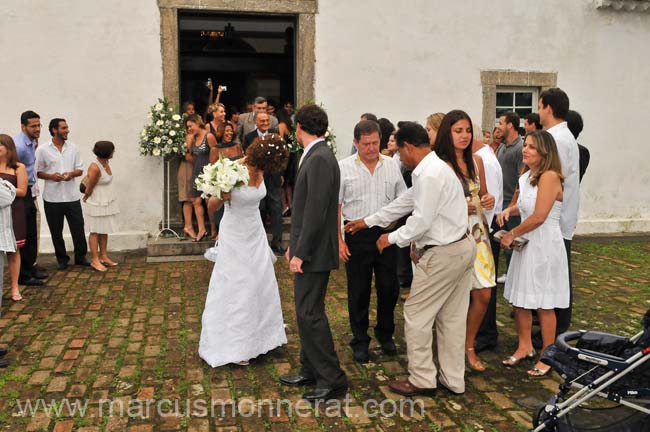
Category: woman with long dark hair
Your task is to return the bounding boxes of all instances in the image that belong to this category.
[434,110,496,373]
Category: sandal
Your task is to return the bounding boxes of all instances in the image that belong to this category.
[11,294,23,302]
[100,258,118,267]
[527,365,552,377]
[90,261,107,272]
[194,230,207,242]
[183,228,197,240]
[502,350,536,366]
[466,347,486,372]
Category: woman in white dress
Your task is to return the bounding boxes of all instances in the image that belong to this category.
[82,141,119,272]
[199,134,288,367]
[498,130,569,377]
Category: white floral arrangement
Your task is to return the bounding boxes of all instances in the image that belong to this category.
[194,156,250,199]
[288,127,336,155]
[138,98,186,158]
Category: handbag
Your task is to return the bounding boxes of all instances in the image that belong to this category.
[79,175,90,194]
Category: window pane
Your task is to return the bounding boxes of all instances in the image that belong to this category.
[496,92,513,106]
[515,107,533,116]
[515,92,532,106]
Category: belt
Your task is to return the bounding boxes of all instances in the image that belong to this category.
[421,232,468,251]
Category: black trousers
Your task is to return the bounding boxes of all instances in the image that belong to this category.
[476,219,501,345]
[344,225,399,350]
[556,239,573,334]
[294,271,347,388]
[19,186,38,279]
[43,200,87,264]
[261,173,283,248]
[396,245,413,288]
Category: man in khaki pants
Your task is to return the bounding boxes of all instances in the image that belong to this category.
[345,121,475,395]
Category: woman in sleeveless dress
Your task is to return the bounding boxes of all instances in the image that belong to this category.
[185,114,217,242]
[0,135,28,301]
[208,122,242,239]
[199,134,289,367]
[498,130,568,377]
[434,111,496,372]
[82,141,120,272]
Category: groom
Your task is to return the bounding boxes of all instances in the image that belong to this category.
[280,104,348,401]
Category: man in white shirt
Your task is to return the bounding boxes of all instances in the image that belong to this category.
[538,88,580,336]
[338,120,407,363]
[36,118,89,270]
[345,122,475,396]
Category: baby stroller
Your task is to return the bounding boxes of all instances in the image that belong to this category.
[532,308,650,431]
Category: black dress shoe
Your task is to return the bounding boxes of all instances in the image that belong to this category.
[33,264,48,273]
[378,340,397,355]
[75,259,91,267]
[18,276,44,286]
[57,261,69,270]
[279,374,315,387]
[0,358,8,368]
[353,349,370,363]
[474,338,498,353]
[33,269,49,279]
[303,385,348,402]
[0,347,7,357]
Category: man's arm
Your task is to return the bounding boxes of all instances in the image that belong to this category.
[364,186,414,228]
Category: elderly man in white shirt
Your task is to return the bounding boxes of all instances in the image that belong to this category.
[36,118,89,270]
[345,122,475,396]
[538,88,580,336]
[338,120,407,363]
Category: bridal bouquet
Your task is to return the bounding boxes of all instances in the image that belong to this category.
[138,98,186,158]
[194,156,249,199]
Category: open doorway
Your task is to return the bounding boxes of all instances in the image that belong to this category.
[178,11,296,121]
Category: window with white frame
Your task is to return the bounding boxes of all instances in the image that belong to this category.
[495,87,538,123]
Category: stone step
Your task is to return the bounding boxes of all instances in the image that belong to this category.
[147,230,290,257]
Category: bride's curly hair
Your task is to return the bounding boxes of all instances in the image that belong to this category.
[246,134,289,174]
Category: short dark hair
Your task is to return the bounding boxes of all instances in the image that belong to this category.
[295,104,328,137]
[377,118,395,150]
[394,122,429,148]
[360,112,378,122]
[502,112,520,130]
[21,110,40,125]
[93,141,115,159]
[246,133,289,174]
[48,118,66,136]
[524,113,542,130]
[539,87,570,120]
[353,119,381,141]
[566,110,583,139]
[434,110,476,182]
[253,96,267,105]
[181,101,195,113]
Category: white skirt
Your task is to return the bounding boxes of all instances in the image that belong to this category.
[87,214,118,234]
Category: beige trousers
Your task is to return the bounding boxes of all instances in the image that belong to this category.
[404,236,475,393]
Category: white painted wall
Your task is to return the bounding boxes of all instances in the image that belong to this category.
[315,0,650,234]
[0,0,163,251]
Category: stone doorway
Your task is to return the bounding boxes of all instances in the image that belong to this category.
[158,0,316,228]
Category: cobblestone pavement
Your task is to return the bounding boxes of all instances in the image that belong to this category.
[1,239,649,431]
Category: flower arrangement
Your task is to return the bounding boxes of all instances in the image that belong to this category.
[194,156,250,200]
[286,102,336,155]
[288,126,336,155]
[138,98,186,158]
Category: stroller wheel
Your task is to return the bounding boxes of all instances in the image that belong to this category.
[533,405,557,431]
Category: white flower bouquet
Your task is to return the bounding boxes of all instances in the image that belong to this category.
[138,98,186,158]
[194,156,250,199]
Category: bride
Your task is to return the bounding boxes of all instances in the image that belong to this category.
[199,134,289,367]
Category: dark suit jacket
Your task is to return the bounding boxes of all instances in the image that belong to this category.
[290,141,340,272]
[243,128,278,154]
[236,112,279,143]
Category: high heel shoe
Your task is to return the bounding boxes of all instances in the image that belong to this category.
[183,228,197,240]
[466,347,486,372]
[502,350,536,366]
[528,365,552,377]
[194,230,207,242]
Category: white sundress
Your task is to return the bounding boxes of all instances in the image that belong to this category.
[504,171,570,310]
[84,160,119,234]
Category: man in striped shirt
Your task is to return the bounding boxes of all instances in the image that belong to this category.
[338,120,407,363]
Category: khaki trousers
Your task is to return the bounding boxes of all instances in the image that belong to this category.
[404,236,475,393]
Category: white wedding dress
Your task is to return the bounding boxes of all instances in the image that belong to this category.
[199,182,287,367]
